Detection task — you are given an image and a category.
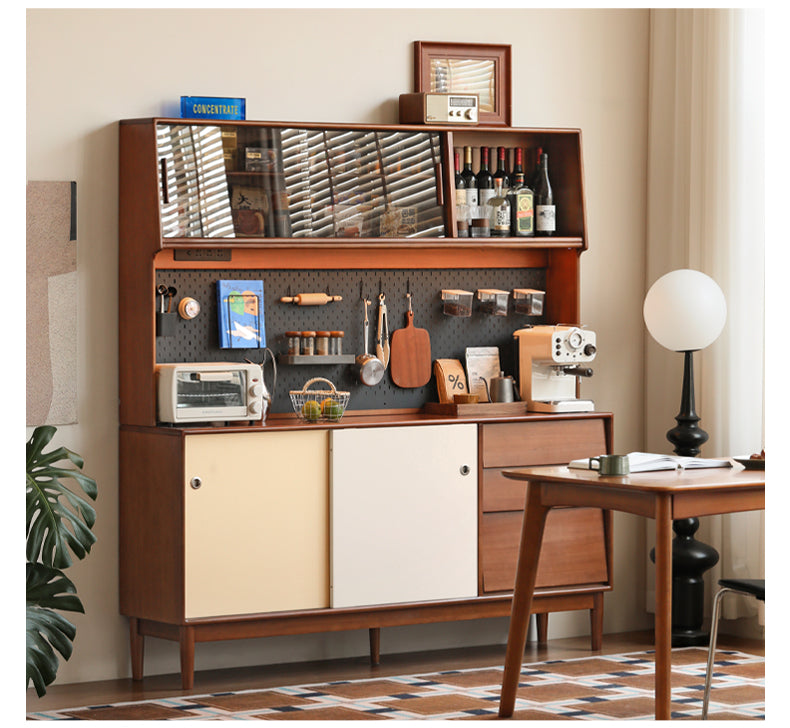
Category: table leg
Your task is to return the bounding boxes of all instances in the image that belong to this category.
[654,494,673,719]
[499,484,551,718]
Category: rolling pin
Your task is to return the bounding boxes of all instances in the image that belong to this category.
[279,292,343,306]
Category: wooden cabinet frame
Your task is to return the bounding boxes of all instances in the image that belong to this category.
[118,117,608,689]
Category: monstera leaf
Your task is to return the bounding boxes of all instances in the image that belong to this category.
[26,426,97,569]
[26,426,97,697]
[26,564,84,697]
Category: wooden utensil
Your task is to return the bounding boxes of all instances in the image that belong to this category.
[390,294,432,388]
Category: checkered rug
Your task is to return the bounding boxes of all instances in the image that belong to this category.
[27,647,764,720]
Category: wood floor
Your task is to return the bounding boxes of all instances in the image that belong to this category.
[26,629,764,713]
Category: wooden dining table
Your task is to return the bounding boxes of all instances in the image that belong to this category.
[497,462,765,720]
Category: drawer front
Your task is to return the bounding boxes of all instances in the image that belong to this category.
[481,468,528,512]
[480,508,608,593]
[480,419,607,469]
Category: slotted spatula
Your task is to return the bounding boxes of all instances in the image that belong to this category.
[390,293,432,388]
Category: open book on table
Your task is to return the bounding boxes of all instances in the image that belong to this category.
[569,452,732,473]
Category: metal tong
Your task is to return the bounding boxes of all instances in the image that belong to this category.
[376,292,390,369]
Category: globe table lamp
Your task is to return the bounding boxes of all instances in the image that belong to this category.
[643,268,727,646]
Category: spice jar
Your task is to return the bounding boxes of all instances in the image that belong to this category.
[285,331,301,356]
[330,330,345,355]
[300,330,316,355]
[315,331,330,356]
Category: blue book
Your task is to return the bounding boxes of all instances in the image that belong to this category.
[217,280,265,349]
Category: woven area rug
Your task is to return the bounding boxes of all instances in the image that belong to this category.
[27,647,764,721]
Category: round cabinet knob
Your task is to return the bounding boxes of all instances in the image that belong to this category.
[190,477,202,490]
[460,465,471,476]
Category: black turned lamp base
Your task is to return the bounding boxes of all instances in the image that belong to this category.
[650,518,720,647]
[656,351,720,647]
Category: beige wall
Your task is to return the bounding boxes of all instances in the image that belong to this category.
[26,8,651,685]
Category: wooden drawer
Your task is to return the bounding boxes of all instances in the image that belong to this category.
[480,507,608,593]
[480,419,607,469]
[481,468,528,512]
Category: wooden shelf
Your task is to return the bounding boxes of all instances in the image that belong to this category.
[278,354,356,366]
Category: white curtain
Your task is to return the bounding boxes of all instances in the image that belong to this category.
[644,9,765,626]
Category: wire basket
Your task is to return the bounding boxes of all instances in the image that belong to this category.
[290,377,350,422]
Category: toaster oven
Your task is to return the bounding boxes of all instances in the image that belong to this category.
[156,362,264,423]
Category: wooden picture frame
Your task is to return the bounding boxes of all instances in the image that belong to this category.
[414,41,512,126]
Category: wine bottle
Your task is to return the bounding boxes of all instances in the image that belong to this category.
[476,146,494,207]
[493,146,510,189]
[534,152,555,237]
[461,146,478,207]
[488,178,512,237]
[454,148,466,206]
[529,146,543,191]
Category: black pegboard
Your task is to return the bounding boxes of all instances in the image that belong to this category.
[155,268,547,412]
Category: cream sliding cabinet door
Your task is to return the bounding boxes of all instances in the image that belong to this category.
[330,424,478,609]
[184,431,329,619]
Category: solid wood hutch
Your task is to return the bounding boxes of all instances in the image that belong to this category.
[118,116,613,689]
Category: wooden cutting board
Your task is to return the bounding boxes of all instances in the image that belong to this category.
[390,310,432,388]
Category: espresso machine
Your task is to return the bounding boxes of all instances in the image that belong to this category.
[513,325,597,412]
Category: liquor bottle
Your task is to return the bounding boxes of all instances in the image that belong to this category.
[461,146,478,207]
[454,148,466,206]
[534,152,556,237]
[488,178,512,237]
[476,146,494,207]
[509,148,534,237]
[493,146,510,189]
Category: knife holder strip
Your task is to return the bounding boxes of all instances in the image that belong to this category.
[155,267,547,412]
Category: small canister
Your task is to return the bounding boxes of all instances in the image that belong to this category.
[330,330,344,355]
[316,331,330,356]
[285,331,301,356]
[301,330,316,355]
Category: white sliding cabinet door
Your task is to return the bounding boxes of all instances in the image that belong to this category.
[330,424,477,608]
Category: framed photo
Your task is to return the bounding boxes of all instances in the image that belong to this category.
[414,41,512,126]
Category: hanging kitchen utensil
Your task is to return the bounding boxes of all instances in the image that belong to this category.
[355,296,385,386]
[390,287,432,388]
[375,292,390,369]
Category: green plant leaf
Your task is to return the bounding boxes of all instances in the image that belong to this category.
[26,564,82,698]
[26,426,98,569]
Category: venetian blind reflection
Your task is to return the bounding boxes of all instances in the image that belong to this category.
[158,125,235,238]
[278,128,445,238]
[157,124,445,239]
[430,59,495,112]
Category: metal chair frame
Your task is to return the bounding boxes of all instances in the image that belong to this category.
[701,578,765,719]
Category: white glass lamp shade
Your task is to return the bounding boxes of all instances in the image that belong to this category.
[643,269,727,352]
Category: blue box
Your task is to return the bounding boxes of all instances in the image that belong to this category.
[180,96,246,120]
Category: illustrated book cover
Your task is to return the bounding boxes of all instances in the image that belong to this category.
[217,279,266,349]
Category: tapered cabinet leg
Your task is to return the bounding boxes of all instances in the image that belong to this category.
[369,627,381,666]
[129,617,144,681]
[180,626,195,690]
[536,613,548,644]
[590,592,604,651]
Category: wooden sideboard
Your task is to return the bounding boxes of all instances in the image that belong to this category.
[120,412,612,688]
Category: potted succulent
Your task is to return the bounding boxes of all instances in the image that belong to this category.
[26,425,97,697]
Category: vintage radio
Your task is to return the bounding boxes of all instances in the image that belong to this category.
[398,93,479,125]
